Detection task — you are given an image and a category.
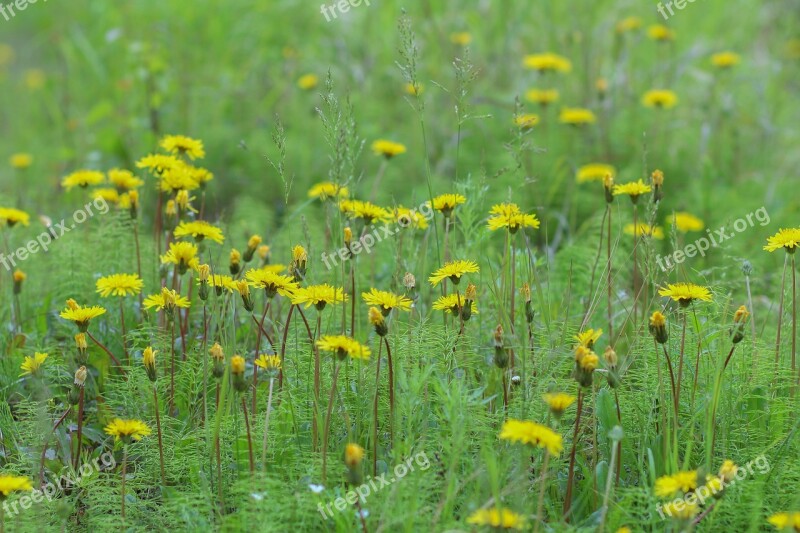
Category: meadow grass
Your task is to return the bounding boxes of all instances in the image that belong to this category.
[0,0,799,531]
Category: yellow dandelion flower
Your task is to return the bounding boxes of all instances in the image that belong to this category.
[575,328,603,349]
[361,288,412,313]
[654,470,699,498]
[768,512,800,531]
[371,140,407,159]
[559,107,596,125]
[60,299,107,332]
[317,335,371,361]
[104,418,152,442]
[297,73,319,90]
[174,220,225,244]
[486,203,540,232]
[429,193,466,216]
[616,16,642,33]
[450,32,472,46]
[136,154,184,175]
[161,241,200,273]
[308,182,349,200]
[291,284,348,310]
[61,170,105,191]
[658,283,713,305]
[96,273,144,298]
[514,113,540,129]
[577,163,615,183]
[671,212,705,233]
[10,153,32,169]
[254,354,282,371]
[523,52,572,73]
[764,228,800,253]
[245,268,299,298]
[160,134,205,160]
[345,443,365,468]
[613,179,652,201]
[543,392,576,416]
[0,475,32,497]
[499,419,563,456]
[20,352,48,376]
[642,89,678,109]
[107,169,144,190]
[429,259,480,286]
[404,82,423,96]
[466,507,526,530]
[711,51,741,68]
[393,206,429,230]
[648,24,675,42]
[525,88,560,106]
[143,287,191,312]
[432,293,479,315]
[0,207,30,227]
[624,223,665,239]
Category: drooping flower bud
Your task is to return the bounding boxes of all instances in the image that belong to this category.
[649,311,668,344]
[143,347,157,382]
[369,307,388,337]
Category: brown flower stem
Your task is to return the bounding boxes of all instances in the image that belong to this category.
[662,345,679,422]
[154,385,166,486]
[252,300,272,416]
[87,331,124,371]
[169,319,176,414]
[355,498,369,533]
[690,339,702,412]
[534,451,550,533]
[241,396,255,475]
[133,224,144,311]
[510,233,517,372]
[119,299,129,364]
[676,310,688,408]
[120,444,128,520]
[723,345,737,372]
[313,312,322,452]
[121,444,128,523]
[278,304,295,390]
[607,205,613,340]
[250,314,276,352]
[40,407,71,485]
[73,388,85,469]
[261,378,275,471]
[502,371,508,412]
[350,262,357,337]
[775,254,788,368]
[321,359,342,483]
[584,206,608,321]
[383,336,395,442]
[215,382,222,504]
[793,254,797,385]
[614,390,622,484]
[372,341,383,477]
[563,389,584,519]
[632,204,639,325]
